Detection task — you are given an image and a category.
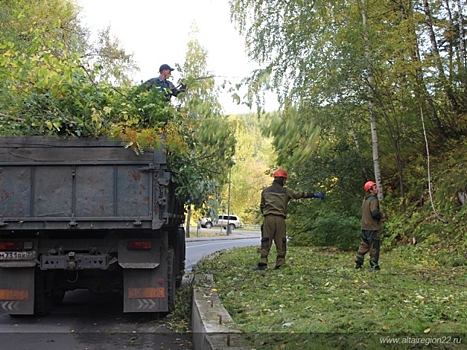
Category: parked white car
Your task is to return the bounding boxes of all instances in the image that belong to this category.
[200,214,242,231]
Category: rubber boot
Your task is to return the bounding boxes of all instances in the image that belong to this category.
[253,263,267,271]
[370,260,380,271]
[355,257,364,269]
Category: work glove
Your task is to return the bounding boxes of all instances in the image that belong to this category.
[178,83,187,92]
[313,193,325,200]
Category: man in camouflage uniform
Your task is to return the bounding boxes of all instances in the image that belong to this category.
[253,169,324,271]
[355,180,384,270]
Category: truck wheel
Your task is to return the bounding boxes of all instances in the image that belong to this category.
[34,269,53,316]
[52,289,66,306]
[176,227,186,288]
[167,249,176,312]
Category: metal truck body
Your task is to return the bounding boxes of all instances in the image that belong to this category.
[0,136,185,315]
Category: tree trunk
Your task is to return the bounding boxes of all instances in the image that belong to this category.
[349,119,370,181]
[361,0,383,200]
[423,0,461,114]
[398,0,446,137]
[457,0,466,86]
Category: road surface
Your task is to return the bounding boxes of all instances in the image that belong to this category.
[185,231,259,273]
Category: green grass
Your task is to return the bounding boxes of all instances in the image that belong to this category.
[194,244,467,349]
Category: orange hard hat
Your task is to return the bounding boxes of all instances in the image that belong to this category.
[364,181,377,192]
[273,169,288,179]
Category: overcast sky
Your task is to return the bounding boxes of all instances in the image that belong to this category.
[77,0,274,114]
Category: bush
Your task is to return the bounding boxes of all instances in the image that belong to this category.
[289,211,360,250]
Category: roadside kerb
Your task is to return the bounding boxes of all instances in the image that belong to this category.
[192,274,249,350]
[188,231,257,349]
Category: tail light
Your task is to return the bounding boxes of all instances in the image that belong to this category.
[127,241,152,250]
[0,242,23,251]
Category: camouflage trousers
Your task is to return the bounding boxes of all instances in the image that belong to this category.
[356,230,380,266]
[258,215,287,267]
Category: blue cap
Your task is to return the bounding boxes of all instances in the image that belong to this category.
[159,64,174,72]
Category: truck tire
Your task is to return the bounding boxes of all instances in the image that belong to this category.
[52,289,66,306]
[34,269,53,316]
[176,227,186,288]
[167,248,176,312]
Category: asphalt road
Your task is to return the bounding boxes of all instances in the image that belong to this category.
[185,231,259,273]
[0,288,192,350]
[0,232,259,350]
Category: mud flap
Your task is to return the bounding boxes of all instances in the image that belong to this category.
[0,267,35,315]
[123,267,169,313]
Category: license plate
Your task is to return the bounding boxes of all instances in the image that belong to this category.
[0,251,36,260]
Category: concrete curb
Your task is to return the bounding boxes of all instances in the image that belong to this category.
[191,274,249,350]
[186,231,259,243]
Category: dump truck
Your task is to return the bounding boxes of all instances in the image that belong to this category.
[0,136,186,315]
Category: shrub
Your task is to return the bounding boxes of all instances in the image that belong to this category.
[289,211,360,250]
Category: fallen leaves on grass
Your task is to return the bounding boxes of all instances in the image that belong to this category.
[195,244,467,349]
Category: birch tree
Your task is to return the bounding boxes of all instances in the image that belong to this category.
[360,0,383,199]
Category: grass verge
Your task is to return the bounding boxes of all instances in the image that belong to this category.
[195,244,467,349]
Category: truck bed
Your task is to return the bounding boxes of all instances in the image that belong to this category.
[0,136,182,231]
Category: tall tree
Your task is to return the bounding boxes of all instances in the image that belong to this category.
[169,25,237,235]
[224,114,274,223]
[360,0,383,199]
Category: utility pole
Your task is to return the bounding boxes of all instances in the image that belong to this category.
[226,166,232,235]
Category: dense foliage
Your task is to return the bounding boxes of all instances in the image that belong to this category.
[230,0,467,246]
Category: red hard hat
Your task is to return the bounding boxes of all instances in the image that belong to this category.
[273,169,288,179]
[364,181,377,192]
